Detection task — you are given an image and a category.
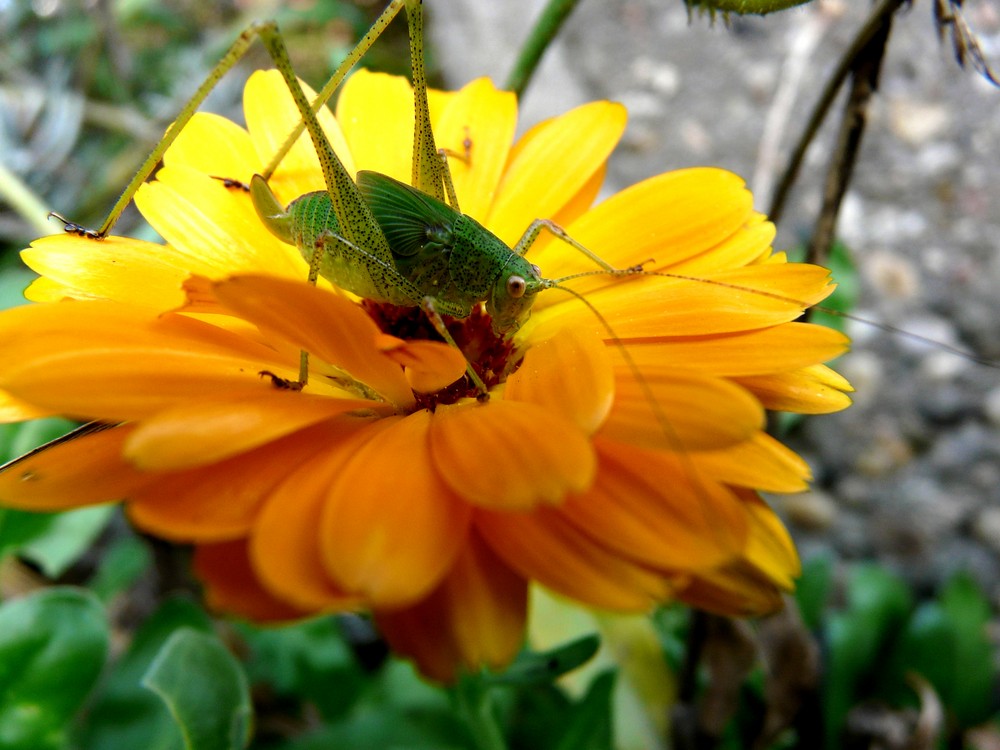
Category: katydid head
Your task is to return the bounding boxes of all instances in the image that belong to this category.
[486,257,545,336]
[250,174,294,245]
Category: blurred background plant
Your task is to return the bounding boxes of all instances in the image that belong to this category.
[1,0,999,748]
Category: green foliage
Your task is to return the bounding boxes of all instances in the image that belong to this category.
[0,418,115,578]
[74,598,212,750]
[0,588,108,750]
[142,629,253,750]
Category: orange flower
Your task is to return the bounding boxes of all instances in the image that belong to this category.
[1,70,851,681]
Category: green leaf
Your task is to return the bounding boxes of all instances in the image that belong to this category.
[18,505,115,578]
[937,572,995,726]
[87,533,152,602]
[75,597,211,750]
[142,628,252,750]
[237,616,363,721]
[553,670,616,750]
[489,634,601,687]
[0,588,109,750]
[795,554,833,632]
[824,565,912,748]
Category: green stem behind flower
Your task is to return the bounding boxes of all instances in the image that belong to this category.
[0,161,58,237]
[454,677,509,750]
[505,0,584,99]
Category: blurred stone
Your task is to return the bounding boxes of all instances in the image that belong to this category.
[973,508,1000,556]
[780,490,837,531]
[888,98,952,145]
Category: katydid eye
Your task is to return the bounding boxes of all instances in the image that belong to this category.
[506,275,527,298]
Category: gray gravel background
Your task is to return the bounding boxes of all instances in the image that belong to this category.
[430,0,1000,602]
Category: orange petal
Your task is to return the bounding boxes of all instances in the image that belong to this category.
[375,335,467,394]
[614,323,850,377]
[555,438,748,572]
[320,410,472,608]
[599,369,764,452]
[125,420,370,542]
[250,422,389,611]
[678,492,800,617]
[476,508,675,611]
[429,400,596,510]
[0,424,151,511]
[0,302,291,420]
[487,101,626,247]
[209,275,414,407]
[336,70,412,183]
[194,539,315,622]
[734,364,853,414]
[377,528,528,683]
[123,391,382,471]
[694,432,812,493]
[433,78,517,224]
[504,326,614,434]
[244,70,355,203]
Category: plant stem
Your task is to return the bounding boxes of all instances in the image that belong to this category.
[454,678,508,750]
[0,161,58,237]
[505,0,584,99]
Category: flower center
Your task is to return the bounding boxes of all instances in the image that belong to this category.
[361,300,519,407]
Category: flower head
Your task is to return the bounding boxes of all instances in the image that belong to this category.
[1,70,851,681]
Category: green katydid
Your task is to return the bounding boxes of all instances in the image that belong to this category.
[50,0,645,397]
[42,0,992,398]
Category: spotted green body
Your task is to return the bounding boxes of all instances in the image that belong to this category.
[251,170,545,335]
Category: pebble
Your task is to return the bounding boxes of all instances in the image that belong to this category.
[780,490,837,531]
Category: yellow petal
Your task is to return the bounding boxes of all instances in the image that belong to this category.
[476,508,675,611]
[194,539,316,622]
[336,70,412,183]
[244,69,355,203]
[527,263,836,340]
[429,400,596,510]
[433,78,517,224]
[599,370,764,452]
[0,390,52,422]
[163,111,261,180]
[135,167,305,280]
[123,391,382,471]
[209,275,414,407]
[376,529,527,683]
[504,326,614,434]
[529,168,753,280]
[487,101,626,246]
[22,235,190,309]
[21,275,74,303]
[0,424,151,510]
[320,411,472,607]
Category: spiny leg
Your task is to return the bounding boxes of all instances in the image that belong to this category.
[511,218,647,274]
[421,298,489,398]
[50,3,408,239]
